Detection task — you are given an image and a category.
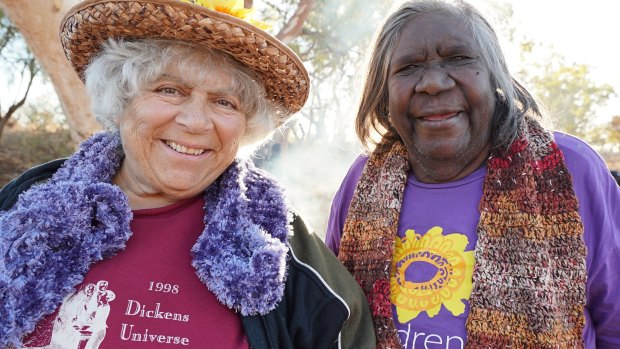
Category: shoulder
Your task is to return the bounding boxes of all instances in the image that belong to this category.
[286,214,376,349]
[552,131,617,208]
[332,154,369,212]
[0,159,66,211]
[325,154,370,254]
[343,154,370,184]
[552,132,616,193]
[288,213,364,306]
[553,132,620,261]
[554,132,607,168]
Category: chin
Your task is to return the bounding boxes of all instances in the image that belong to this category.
[414,143,467,161]
[161,188,205,201]
[158,179,206,196]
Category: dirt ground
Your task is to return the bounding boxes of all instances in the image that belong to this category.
[0,129,74,187]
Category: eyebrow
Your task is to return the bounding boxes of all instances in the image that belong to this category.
[391,42,477,65]
[438,42,477,55]
[157,73,239,96]
[391,48,427,66]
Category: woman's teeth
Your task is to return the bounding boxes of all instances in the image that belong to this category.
[165,140,205,155]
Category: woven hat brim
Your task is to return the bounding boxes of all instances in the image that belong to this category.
[59,0,309,118]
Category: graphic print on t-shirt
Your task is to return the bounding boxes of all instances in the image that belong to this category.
[390,227,474,324]
[21,196,249,349]
[23,280,115,349]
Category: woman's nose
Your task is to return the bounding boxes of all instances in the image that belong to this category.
[175,95,214,132]
[414,65,456,95]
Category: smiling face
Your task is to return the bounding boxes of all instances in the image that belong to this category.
[387,11,496,183]
[113,66,246,209]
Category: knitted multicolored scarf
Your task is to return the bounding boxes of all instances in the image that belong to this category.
[0,131,292,348]
[338,118,587,348]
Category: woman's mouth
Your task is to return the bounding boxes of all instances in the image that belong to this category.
[165,140,206,155]
[419,111,459,121]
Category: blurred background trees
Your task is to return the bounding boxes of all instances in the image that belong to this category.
[512,42,617,154]
[0,7,39,139]
[0,6,75,185]
[0,0,100,144]
[1,0,618,236]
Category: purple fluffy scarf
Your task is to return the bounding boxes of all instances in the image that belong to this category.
[0,131,292,347]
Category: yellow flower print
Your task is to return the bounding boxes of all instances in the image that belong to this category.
[180,0,271,30]
[390,227,474,323]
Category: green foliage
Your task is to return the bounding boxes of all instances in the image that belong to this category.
[609,116,620,144]
[487,1,617,147]
[517,51,615,138]
[1,9,17,53]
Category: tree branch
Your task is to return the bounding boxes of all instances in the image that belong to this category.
[0,20,17,55]
[0,57,38,135]
[275,0,315,44]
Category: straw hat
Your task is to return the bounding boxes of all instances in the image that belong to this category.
[59,0,310,117]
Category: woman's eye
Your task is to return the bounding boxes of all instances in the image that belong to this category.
[446,56,475,65]
[397,64,423,75]
[158,87,180,95]
[216,99,237,109]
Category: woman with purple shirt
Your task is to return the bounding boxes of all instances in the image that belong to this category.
[325,0,620,348]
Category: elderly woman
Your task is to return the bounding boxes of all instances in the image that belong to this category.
[326,0,620,348]
[0,0,375,348]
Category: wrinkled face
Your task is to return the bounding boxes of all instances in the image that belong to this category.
[114,67,246,206]
[387,12,495,183]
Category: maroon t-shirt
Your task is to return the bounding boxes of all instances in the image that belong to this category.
[23,195,249,349]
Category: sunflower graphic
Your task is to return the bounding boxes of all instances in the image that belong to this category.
[390,227,474,323]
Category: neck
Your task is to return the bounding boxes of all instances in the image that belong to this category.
[409,144,490,183]
[112,165,179,210]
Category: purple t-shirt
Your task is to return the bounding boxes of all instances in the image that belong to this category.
[24,195,249,349]
[326,132,620,349]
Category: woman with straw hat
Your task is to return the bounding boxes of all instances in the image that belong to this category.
[0,0,375,348]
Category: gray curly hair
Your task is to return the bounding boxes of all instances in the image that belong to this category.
[84,38,278,147]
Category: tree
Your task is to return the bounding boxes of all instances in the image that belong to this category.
[516,50,615,139]
[0,0,104,144]
[273,0,315,44]
[0,8,39,140]
[488,1,617,143]
[590,115,620,162]
[609,116,620,145]
[261,0,393,145]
